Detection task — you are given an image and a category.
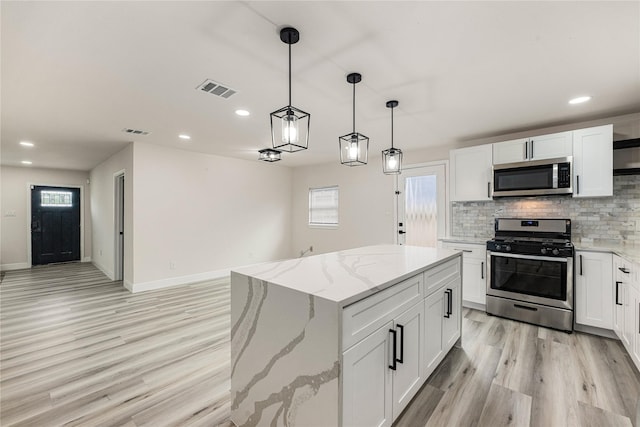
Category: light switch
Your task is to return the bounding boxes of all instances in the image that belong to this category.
[4,211,16,217]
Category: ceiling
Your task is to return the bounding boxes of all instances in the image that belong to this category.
[2,1,639,171]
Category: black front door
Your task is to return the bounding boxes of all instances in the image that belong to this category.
[31,186,81,265]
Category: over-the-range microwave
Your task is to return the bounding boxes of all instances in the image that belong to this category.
[493,157,572,198]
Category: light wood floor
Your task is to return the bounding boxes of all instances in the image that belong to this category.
[2,263,639,427]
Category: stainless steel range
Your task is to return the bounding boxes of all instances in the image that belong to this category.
[486,218,574,332]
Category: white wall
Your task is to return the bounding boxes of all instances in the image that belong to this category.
[90,144,134,282]
[292,160,397,256]
[130,142,292,291]
[0,166,91,270]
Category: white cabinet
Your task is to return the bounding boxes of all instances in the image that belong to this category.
[450,145,493,201]
[573,124,613,198]
[492,131,572,164]
[342,255,461,426]
[343,321,393,427]
[632,285,640,364]
[423,275,461,379]
[613,255,626,340]
[391,302,424,418]
[441,242,486,306]
[575,251,613,329]
[612,255,640,371]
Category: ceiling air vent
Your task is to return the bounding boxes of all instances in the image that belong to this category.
[197,79,237,99]
[122,128,150,136]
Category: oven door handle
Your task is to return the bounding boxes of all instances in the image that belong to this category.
[488,251,569,263]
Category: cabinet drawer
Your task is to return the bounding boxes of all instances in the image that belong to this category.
[442,242,485,259]
[424,257,461,297]
[342,274,423,351]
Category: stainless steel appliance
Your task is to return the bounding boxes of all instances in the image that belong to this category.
[486,218,574,332]
[493,157,572,197]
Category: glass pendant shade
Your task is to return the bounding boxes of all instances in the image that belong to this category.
[271,106,309,152]
[339,72,368,166]
[270,27,310,153]
[382,100,402,175]
[339,132,369,166]
[258,148,282,162]
[382,147,402,174]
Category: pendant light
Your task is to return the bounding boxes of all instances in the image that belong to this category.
[270,27,310,153]
[258,148,282,162]
[382,100,402,174]
[339,73,369,166]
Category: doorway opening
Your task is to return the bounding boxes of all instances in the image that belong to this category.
[31,185,81,265]
[114,173,125,281]
[397,163,448,247]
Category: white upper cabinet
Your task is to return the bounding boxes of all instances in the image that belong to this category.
[573,124,613,198]
[450,144,493,201]
[492,131,573,165]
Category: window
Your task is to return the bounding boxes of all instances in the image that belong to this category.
[309,186,338,226]
[41,190,73,207]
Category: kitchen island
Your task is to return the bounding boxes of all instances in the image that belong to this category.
[230,245,462,427]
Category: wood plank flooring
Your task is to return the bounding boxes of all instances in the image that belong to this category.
[1,263,232,427]
[2,263,639,426]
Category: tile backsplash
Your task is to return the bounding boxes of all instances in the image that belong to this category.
[452,175,639,243]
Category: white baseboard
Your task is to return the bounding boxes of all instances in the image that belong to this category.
[574,323,617,339]
[92,260,114,281]
[463,300,486,311]
[128,268,231,293]
[1,262,30,271]
[82,257,92,263]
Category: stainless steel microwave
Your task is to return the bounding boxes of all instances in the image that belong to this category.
[493,157,572,197]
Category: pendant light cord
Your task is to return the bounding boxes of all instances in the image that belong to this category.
[352,82,356,134]
[288,40,292,107]
[390,106,394,149]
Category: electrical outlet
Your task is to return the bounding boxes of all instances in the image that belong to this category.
[4,210,16,217]
[169,262,176,270]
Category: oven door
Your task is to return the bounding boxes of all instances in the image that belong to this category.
[486,251,573,310]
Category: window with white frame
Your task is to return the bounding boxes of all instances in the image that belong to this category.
[309,186,339,226]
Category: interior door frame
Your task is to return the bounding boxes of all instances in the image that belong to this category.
[394,160,450,245]
[114,170,125,281]
[26,182,86,267]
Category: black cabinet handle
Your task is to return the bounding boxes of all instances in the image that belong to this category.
[576,175,580,194]
[481,261,484,279]
[615,281,622,305]
[444,288,453,318]
[579,255,583,276]
[396,324,404,364]
[619,267,630,274]
[524,141,528,159]
[487,182,491,198]
[389,329,397,370]
[530,140,534,158]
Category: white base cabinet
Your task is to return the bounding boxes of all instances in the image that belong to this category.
[575,250,613,329]
[342,256,461,426]
[612,254,640,373]
[441,242,486,306]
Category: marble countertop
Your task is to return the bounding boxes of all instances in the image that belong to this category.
[573,241,640,265]
[231,244,460,307]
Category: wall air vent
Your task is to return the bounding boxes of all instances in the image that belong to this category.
[122,128,150,136]
[197,79,237,99]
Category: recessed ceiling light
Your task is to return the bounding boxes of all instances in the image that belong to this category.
[21,160,32,165]
[20,141,34,147]
[569,96,592,105]
[235,109,250,117]
[178,134,191,140]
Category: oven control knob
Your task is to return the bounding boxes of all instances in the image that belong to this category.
[505,245,511,252]
[552,248,560,256]
[541,248,547,255]
[495,244,501,250]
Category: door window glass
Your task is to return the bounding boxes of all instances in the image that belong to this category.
[41,191,73,207]
[404,175,437,247]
